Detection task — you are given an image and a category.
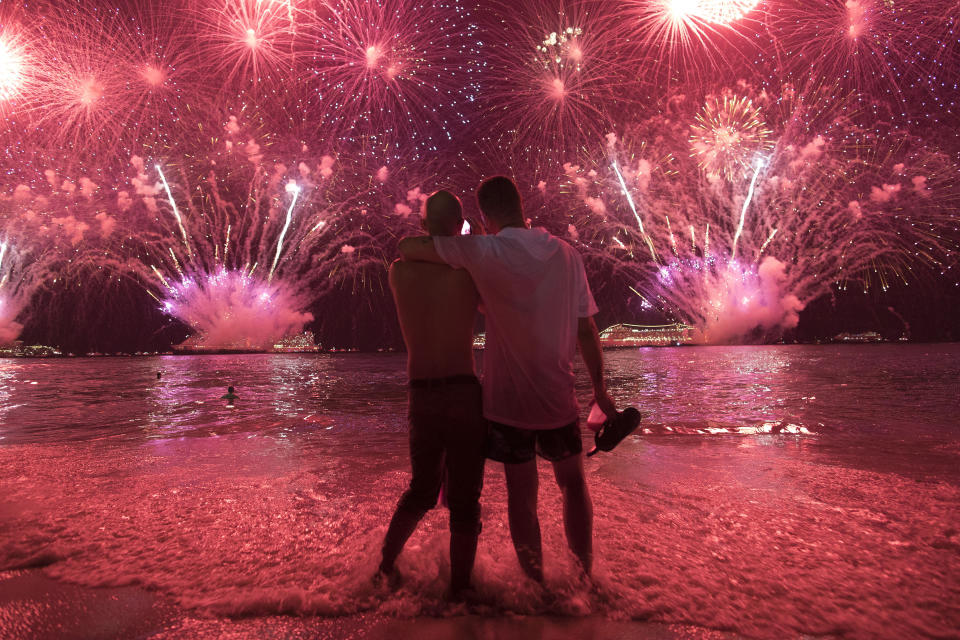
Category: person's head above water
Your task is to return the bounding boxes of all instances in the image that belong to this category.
[421,190,463,237]
[477,176,524,233]
[227,386,235,394]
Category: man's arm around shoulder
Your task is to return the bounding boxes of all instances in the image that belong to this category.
[398,236,446,264]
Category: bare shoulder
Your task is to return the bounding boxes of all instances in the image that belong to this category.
[390,260,455,281]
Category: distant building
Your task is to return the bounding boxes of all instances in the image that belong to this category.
[0,341,63,357]
[473,323,700,350]
[833,331,885,343]
[172,336,265,354]
[173,331,322,354]
[599,323,699,347]
[273,331,322,353]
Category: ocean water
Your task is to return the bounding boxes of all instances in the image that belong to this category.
[1,345,958,638]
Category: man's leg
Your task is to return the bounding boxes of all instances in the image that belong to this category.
[443,385,486,594]
[446,472,482,593]
[504,460,544,583]
[551,453,593,575]
[380,406,444,576]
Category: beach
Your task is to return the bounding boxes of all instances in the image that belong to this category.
[1,346,958,638]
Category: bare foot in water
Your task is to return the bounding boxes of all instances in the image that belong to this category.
[373,567,403,592]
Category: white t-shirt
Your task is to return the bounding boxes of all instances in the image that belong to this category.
[434,227,599,430]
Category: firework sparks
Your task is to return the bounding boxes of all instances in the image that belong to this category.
[620,0,761,82]
[268,181,301,282]
[764,0,948,108]
[552,87,957,342]
[0,0,956,349]
[731,156,766,259]
[666,0,759,26]
[690,95,773,180]
[155,164,191,258]
[303,0,480,149]
[479,0,626,161]
[194,0,299,87]
[0,31,26,104]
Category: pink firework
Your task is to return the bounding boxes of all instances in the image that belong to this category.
[764,0,944,104]
[689,94,773,181]
[72,113,433,348]
[619,0,762,82]
[161,269,312,351]
[0,235,57,345]
[0,28,28,107]
[25,3,126,151]
[478,0,626,163]
[11,1,215,159]
[663,0,759,25]
[193,0,300,88]
[547,87,958,342]
[303,0,479,148]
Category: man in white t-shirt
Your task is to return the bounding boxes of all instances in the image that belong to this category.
[398,176,617,582]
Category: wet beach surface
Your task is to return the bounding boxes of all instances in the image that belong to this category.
[1,345,958,638]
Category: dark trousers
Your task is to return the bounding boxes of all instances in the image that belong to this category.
[394,379,487,535]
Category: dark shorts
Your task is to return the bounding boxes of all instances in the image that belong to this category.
[487,420,583,464]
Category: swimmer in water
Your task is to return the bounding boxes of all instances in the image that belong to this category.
[221,386,238,405]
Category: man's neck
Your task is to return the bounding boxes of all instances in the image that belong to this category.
[497,221,526,232]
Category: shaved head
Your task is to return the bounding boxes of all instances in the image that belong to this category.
[423,190,463,237]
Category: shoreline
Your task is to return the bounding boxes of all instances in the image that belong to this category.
[0,569,739,640]
[1,340,955,361]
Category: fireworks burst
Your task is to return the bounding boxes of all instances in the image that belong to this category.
[303,0,480,149]
[479,0,627,162]
[72,116,433,349]
[0,30,27,105]
[551,88,957,342]
[619,0,761,82]
[0,0,957,347]
[683,0,759,25]
[764,0,947,110]
[194,0,300,88]
[689,94,773,180]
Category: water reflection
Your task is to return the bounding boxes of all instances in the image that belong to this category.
[597,344,960,437]
[1,344,958,445]
[0,359,25,436]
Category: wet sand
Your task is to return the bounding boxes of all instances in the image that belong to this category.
[0,570,737,640]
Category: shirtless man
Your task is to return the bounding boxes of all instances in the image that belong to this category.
[378,190,486,597]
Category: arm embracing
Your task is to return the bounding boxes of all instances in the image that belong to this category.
[398,236,446,263]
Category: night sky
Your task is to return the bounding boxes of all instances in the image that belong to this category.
[1,0,958,352]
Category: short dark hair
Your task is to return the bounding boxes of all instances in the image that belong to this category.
[423,190,463,237]
[477,176,523,225]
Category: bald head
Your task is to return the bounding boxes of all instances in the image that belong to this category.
[423,190,463,237]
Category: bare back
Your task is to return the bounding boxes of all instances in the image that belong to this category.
[389,260,479,379]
